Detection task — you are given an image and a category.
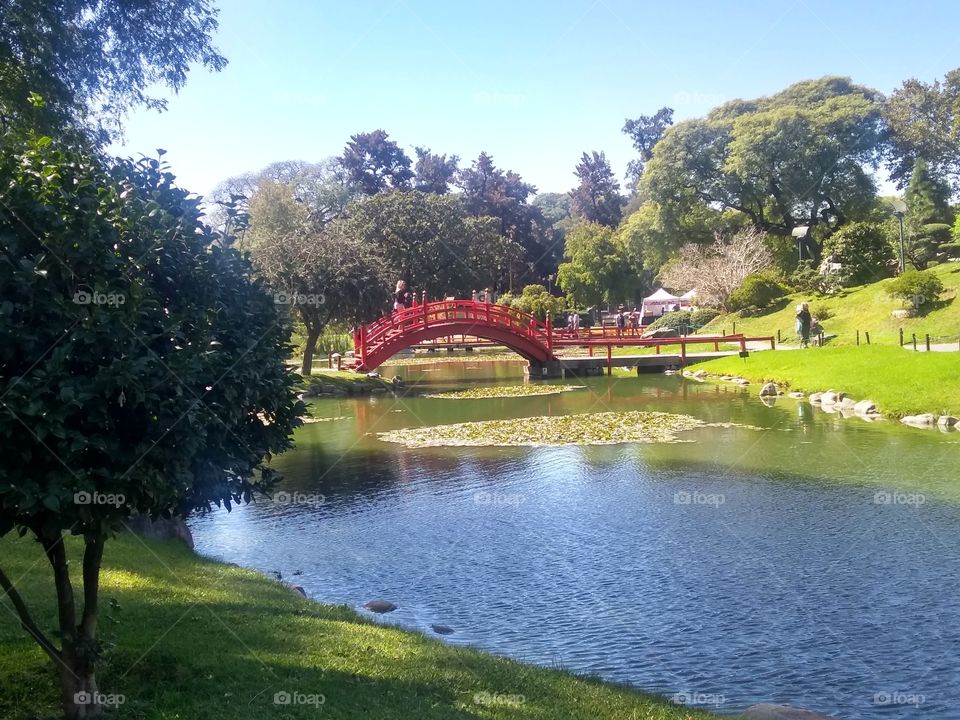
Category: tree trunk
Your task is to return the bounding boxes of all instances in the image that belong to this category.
[301,324,321,376]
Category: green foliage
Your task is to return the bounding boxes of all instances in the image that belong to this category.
[727,272,791,313]
[807,303,832,321]
[0,0,226,142]
[887,270,945,313]
[645,308,720,332]
[505,284,564,320]
[569,151,624,227]
[0,133,301,716]
[340,129,413,194]
[643,77,885,260]
[622,107,674,187]
[413,147,458,194]
[899,159,954,269]
[821,221,894,284]
[556,222,643,307]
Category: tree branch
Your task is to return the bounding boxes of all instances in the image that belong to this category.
[0,563,61,664]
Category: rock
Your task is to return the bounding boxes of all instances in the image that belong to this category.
[720,375,733,381]
[125,514,194,549]
[286,584,307,597]
[901,413,936,427]
[744,703,837,720]
[853,399,877,415]
[938,415,959,428]
[808,392,823,404]
[839,397,857,409]
[366,371,380,378]
[788,391,805,399]
[820,391,838,405]
[734,378,750,385]
[759,382,779,397]
[430,624,454,635]
[890,308,912,320]
[364,599,397,614]
[642,327,680,339]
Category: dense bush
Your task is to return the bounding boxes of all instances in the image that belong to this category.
[887,270,945,314]
[645,308,720,332]
[821,221,893,285]
[727,271,791,313]
[807,303,832,321]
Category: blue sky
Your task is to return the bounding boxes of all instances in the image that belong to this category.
[112,0,960,197]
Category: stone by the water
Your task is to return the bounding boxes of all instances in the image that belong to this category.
[364,599,397,613]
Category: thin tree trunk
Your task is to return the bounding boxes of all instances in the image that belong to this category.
[301,324,321,376]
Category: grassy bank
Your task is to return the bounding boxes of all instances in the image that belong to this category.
[699,262,960,347]
[297,368,396,396]
[698,346,960,417]
[0,534,719,720]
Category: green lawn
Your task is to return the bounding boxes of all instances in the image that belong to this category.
[0,534,720,720]
[698,346,960,417]
[700,262,960,347]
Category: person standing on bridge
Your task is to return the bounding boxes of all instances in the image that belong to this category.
[629,307,640,335]
[394,280,412,312]
[615,306,626,338]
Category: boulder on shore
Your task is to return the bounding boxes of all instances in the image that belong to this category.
[744,703,837,720]
[938,415,959,428]
[788,391,805,399]
[430,624,454,635]
[901,413,936,427]
[125,514,194,549]
[759,382,779,397]
[808,393,823,404]
[364,599,397,614]
[853,399,877,416]
[820,391,839,405]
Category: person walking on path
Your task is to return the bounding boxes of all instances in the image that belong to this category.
[796,302,812,348]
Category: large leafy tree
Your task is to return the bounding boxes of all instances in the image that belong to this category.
[0,0,226,141]
[0,134,301,719]
[457,152,556,280]
[244,182,390,374]
[885,68,960,192]
[622,106,673,187]
[569,151,624,228]
[339,191,523,298]
[340,129,414,195]
[900,158,954,269]
[556,222,642,307]
[413,147,458,194]
[643,77,885,262]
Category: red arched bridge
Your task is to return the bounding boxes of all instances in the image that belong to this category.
[351,300,774,375]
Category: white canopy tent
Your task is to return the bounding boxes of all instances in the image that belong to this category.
[640,288,690,319]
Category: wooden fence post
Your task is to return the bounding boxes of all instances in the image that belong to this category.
[865,332,871,345]
[899,327,904,347]
[926,334,931,352]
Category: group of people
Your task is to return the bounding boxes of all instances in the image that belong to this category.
[614,306,642,336]
[795,302,823,348]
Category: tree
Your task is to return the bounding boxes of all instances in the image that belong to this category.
[887,270,945,314]
[340,129,413,195]
[569,151,624,227]
[622,107,673,187]
[413,147,458,193]
[885,68,960,192]
[503,284,564,320]
[821,221,894,284]
[0,134,301,719]
[457,152,556,281]
[727,271,791,313]
[900,159,954,269]
[643,77,885,262]
[0,0,226,142]
[659,228,773,309]
[556,222,642,307]
[338,191,522,299]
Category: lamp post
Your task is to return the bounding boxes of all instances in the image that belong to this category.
[547,273,554,294]
[792,225,810,266]
[891,199,907,274]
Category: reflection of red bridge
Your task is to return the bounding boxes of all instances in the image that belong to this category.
[352,300,773,376]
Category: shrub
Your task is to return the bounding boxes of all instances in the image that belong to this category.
[807,303,832,321]
[887,270,945,314]
[727,271,791,313]
[821,221,893,285]
[645,308,720,332]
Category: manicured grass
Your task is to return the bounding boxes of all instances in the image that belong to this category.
[297,368,395,395]
[700,262,960,347]
[0,534,720,720]
[698,346,960,416]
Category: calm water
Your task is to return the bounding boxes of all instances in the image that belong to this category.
[190,359,960,719]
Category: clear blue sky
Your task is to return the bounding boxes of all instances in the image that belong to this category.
[112,0,960,197]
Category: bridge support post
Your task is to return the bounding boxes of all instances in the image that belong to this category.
[524,360,564,379]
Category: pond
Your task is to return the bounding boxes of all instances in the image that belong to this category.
[190,359,960,719]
